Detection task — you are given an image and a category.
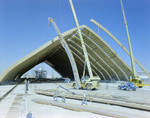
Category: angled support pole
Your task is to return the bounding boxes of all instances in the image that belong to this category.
[48,17,81,89]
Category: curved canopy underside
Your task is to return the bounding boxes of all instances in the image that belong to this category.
[0,25,133,82]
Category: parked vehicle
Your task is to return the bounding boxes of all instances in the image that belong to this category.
[62,78,70,83]
[118,82,136,91]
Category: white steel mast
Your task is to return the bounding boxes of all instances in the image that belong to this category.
[120,0,137,78]
[69,0,93,78]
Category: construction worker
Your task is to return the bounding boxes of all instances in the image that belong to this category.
[99,83,101,89]
[106,83,108,89]
[53,89,58,101]
[26,111,32,118]
[57,84,59,91]
[81,91,88,105]
[61,90,65,102]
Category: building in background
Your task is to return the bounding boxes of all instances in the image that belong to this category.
[34,68,47,79]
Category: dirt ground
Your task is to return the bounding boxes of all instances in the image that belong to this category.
[0,82,150,118]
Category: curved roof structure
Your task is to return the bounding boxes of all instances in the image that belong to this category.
[0,25,133,82]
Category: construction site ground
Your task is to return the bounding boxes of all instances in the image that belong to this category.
[0,82,150,118]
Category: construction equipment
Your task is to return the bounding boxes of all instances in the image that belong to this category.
[70,62,100,90]
[120,0,150,88]
[118,82,136,91]
[48,17,81,89]
[129,77,150,88]
[130,77,143,88]
[73,75,100,90]
[69,0,100,90]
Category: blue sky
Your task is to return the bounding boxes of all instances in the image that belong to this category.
[0,0,150,77]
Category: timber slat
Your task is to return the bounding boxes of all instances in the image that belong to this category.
[35,90,150,111]
[32,98,142,118]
